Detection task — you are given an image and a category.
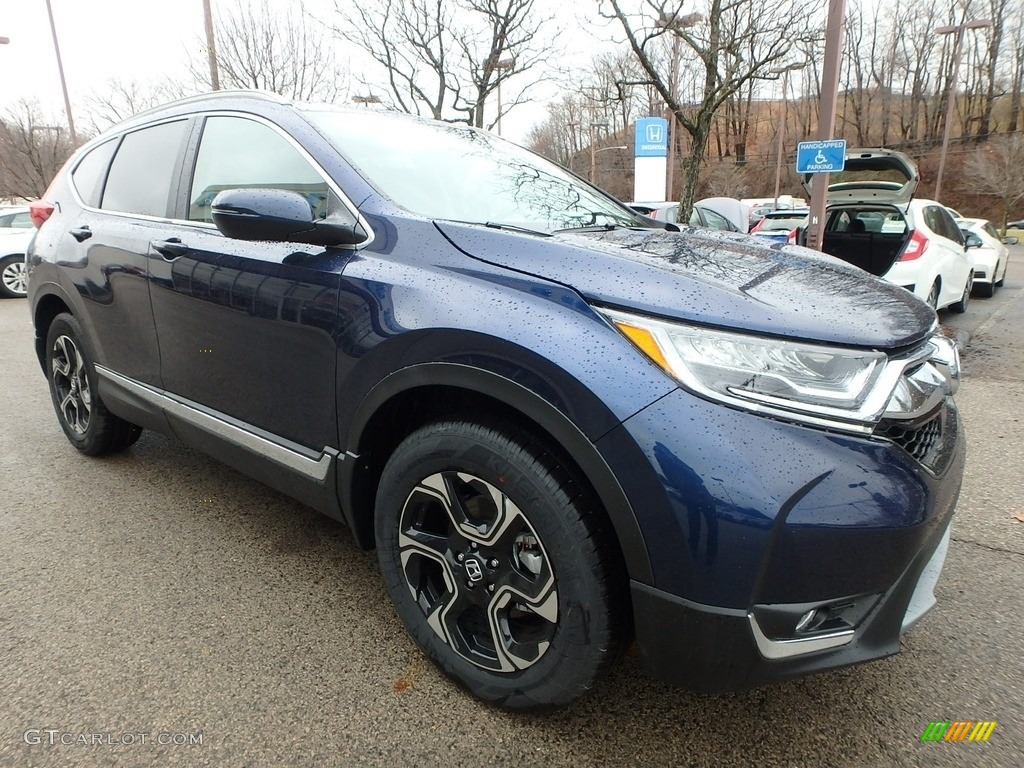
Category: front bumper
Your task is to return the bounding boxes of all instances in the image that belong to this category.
[597,387,965,693]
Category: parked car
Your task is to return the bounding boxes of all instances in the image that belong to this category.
[0,205,33,298]
[749,209,810,244]
[799,148,973,312]
[28,92,964,709]
[957,217,1017,297]
[1008,219,1024,229]
[628,199,742,231]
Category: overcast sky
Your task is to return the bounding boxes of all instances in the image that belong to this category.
[0,0,606,144]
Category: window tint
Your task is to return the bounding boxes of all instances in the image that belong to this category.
[983,222,998,239]
[189,116,328,223]
[9,212,31,228]
[932,206,963,244]
[102,121,187,217]
[700,208,733,231]
[71,139,118,208]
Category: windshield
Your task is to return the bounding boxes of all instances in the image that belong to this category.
[761,214,807,231]
[303,109,641,232]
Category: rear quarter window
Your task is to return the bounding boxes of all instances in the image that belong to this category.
[71,139,118,209]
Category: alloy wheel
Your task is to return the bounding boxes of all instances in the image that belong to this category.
[1,260,27,296]
[397,471,558,673]
[51,335,92,435]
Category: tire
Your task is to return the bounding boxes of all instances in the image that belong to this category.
[0,254,28,298]
[45,313,142,455]
[995,260,1006,287]
[375,419,626,709]
[974,279,994,298]
[949,275,971,313]
[926,281,939,309]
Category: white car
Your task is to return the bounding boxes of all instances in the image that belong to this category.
[0,206,33,298]
[957,217,1017,297]
[628,198,747,232]
[801,149,973,312]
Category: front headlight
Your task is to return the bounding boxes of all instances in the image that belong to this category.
[602,308,909,433]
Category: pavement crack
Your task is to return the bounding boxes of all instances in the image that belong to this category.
[950,535,1024,559]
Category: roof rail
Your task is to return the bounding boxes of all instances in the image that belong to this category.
[122,89,290,123]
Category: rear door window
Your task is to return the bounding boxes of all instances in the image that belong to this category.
[187,116,329,223]
[101,120,189,217]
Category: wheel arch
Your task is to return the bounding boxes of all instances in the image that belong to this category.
[32,288,73,373]
[339,363,654,584]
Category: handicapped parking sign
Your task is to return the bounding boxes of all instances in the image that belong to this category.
[796,140,847,173]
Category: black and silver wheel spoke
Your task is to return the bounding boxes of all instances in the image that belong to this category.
[398,471,558,673]
[51,335,90,435]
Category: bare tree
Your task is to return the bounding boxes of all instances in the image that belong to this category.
[962,134,1024,229]
[193,0,347,101]
[334,0,555,127]
[601,0,820,217]
[0,100,75,199]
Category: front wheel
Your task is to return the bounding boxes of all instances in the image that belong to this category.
[374,419,626,709]
[45,313,142,455]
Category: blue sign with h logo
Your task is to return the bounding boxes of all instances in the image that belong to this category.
[634,117,669,158]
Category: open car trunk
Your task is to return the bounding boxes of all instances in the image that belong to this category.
[804,205,910,277]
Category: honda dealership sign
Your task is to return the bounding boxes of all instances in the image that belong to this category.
[634,117,669,157]
[633,117,670,200]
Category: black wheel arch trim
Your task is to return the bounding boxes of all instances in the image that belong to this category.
[339,361,655,585]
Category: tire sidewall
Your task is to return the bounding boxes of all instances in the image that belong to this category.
[0,254,27,298]
[375,422,614,707]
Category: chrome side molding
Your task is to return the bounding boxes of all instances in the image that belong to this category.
[96,366,337,482]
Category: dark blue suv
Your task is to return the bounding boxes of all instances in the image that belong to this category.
[27,91,965,709]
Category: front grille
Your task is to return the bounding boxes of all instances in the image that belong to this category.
[877,415,942,465]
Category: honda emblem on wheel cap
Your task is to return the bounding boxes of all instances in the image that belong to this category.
[465,558,484,582]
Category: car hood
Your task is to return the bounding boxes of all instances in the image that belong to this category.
[435,223,935,349]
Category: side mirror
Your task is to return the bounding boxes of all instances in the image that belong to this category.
[1003,236,1019,245]
[211,188,366,246]
[963,232,983,249]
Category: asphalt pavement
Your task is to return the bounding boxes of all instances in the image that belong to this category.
[2,250,1023,768]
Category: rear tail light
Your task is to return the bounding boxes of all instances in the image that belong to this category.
[899,230,928,261]
[30,200,55,228]
[787,228,798,244]
[750,219,764,234]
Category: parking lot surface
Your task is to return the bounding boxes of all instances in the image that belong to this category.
[2,248,1023,767]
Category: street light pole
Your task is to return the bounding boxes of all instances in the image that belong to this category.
[771,63,805,210]
[934,18,992,201]
[491,58,516,136]
[44,0,76,144]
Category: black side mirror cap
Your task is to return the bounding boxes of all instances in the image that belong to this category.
[211,188,367,246]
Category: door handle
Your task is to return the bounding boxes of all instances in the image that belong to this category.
[151,238,189,259]
[69,226,92,242]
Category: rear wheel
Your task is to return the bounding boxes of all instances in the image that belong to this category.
[0,254,28,298]
[926,281,940,309]
[374,419,626,709]
[45,313,142,455]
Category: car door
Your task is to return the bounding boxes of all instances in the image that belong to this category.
[148,113,350,453]
[61,119,191,385]
[926,205,970,305]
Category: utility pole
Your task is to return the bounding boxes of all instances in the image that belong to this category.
[44,0,76,144]
[202,0,221,90]
[805,0,846,251]
[934,18,992,201]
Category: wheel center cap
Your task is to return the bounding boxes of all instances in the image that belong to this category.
[464,556,484,583]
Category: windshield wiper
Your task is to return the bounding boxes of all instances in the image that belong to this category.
[553,211,637,233]
[484,221,552,237]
